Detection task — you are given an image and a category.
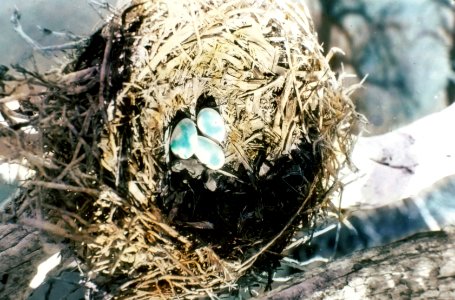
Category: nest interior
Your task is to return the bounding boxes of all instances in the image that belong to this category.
[0,0,359,298]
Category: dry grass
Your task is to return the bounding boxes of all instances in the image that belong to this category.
[0,0,359,298]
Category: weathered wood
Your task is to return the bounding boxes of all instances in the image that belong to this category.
[339,103,455,210]
[0,224,60,300]
[258,226,455,300]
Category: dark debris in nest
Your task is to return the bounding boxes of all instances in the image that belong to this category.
[0,0,361,299]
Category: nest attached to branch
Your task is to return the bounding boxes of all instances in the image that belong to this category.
[1,0,359,298]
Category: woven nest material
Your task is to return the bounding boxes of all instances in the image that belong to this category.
[0,0,359,299]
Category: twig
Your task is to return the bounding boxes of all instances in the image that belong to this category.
[42,203,90,226]
[88,0,120,19]
[20,217,90,241]
[98,24,114,113]
[36,25,84,41]
[30,180,99,196]
[10,7,41,51]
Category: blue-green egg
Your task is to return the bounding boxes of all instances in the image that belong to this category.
[170,118,198,159]
[197,108,226,143]
[195,136,225,170]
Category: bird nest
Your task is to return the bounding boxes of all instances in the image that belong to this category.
[1,0,359,298]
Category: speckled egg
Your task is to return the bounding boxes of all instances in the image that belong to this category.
[194,136,225,170]
[197,108,226,143]
[170,118,198,159]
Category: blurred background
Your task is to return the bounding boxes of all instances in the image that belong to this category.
[0,0,454,298]
[306,0,454,135]
[297,0,455,260]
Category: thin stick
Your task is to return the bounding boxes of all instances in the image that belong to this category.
[30,180,99,196]
[20,217,89,241]
[42,203,90,227]
[99,24,114,111]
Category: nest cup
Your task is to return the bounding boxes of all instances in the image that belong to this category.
[5,0,358,298]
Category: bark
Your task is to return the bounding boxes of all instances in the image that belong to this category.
[0,224,61,300]
[258,226,455,300]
